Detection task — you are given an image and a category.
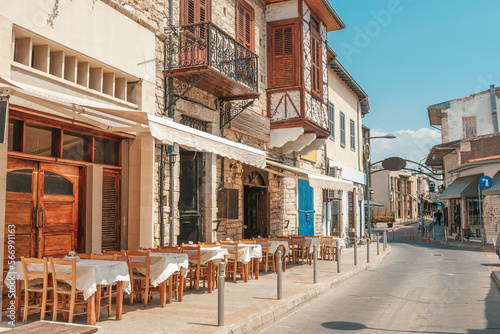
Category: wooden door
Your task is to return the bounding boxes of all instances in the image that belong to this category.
[4,159,38,264]
[37,163,78,257]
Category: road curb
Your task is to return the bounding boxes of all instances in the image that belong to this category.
[215,246,392,334]
[491,271,500,289]
[429,240,481,249]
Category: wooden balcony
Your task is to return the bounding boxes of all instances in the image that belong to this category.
[164,22,259,99]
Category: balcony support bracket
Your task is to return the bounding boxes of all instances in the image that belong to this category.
[165,73,206,111]
[220,99,255,129]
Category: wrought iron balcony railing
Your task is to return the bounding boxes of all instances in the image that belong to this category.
[167,21,258,92]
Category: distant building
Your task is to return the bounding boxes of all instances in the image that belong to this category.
[370,167,418,221]
[427,86,500,242]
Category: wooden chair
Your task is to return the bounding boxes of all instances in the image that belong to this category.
[76,253,92,259]
[49,258,89,323]
[254,238,274,273]
[90,254,117,320]
[320,236,336,261]
[199,242,218,247]
[291,236,307,265]
[238,239,256,278]
[220,241,245,281]
[158,246,182,253]
[271,237,290,267]
[126,251,160,306]
[21,257,52,323]
[103,250,127,261]
[181,244,210,291]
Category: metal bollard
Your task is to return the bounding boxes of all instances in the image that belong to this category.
[353,238,357,265]
[433,227,435,241]
[367,239,370,263]
[444,227,447,242]
[277,250,282,300]
[377,233,380,255]
[313,245,318,284]
[393,229,395,240]
[336,243,341,273]
[383,232,386,252]
[218,262,226,326]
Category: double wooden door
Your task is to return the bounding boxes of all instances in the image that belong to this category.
[4,158,79,261]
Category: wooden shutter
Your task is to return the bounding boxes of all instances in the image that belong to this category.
[102,169,120,251]
[271,24,295,88]
[311,33,322,98]
[181,0,211,24]
[236,0,254,51]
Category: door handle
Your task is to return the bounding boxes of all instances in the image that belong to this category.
[34,209,38,229]
[41,209,45,228]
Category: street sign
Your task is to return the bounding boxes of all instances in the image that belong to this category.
[479,175,493,189]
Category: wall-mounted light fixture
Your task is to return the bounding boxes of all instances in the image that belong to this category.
[229,163,238,178]
[167,144,178,163]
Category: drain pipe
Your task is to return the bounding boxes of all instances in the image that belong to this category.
[490,85,499,132]
[169,145,176,246]
[159,145,165,246]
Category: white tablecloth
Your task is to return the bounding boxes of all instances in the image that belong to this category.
[183,246,229,265]
[304,237,320,251]
[222,244,262,264]
[257,240,289,256]
[131,253,189,287]
[332,237,346,250]
[7,259,131,301]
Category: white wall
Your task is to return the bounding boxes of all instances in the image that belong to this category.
[0,0,156,83]
[443,89,500,143]
[326,67,362,172]
[265,0,299,21]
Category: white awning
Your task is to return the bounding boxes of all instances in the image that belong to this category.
[0,77,147,133]
[266,159,353,191]
[147,114,267,168]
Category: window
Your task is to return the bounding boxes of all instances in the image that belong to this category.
[269,20,297,88]
[329,102,335,139]
[462,116,477,139]
[340,112,346,147]
[350,119,356,151]
[236,0,254,51]
[310,17,322,98]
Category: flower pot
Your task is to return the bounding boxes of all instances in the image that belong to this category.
[387,223,393,228]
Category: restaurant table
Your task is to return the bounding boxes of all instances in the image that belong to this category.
[183,246,229,293]
[7,258,131,325]
[304,237,320,252]
[221,243,262,281]
[129,252,188,304]
[332,237,346,250]
[265,240,289,256]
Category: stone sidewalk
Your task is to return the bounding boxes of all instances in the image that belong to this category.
[1,241,391,334]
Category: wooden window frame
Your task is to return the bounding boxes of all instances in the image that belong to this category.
[236,0,255,52]
[329,102,335,140]
[8,108,122,166]
[310,14,323,100]
[340,111,346,147]
[462,116,477,139]
[267,18,300,89]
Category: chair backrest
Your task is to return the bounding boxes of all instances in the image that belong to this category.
[103,250,127,261]
[76,253,92,259]
[253,238,269,250]
[49,258,77,293]
[237,239,255,244]
[91,254,117,261]
[180,244,201,263]
[220,241,239,262]
[21,257,49,291]
[321,236,334,246]
[199,242,218,247]
[158,246,182,253]
[291,236,305,247]
[126,251,150,279]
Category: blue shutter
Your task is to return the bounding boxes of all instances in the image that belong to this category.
[340,112,345,147]
[350,119,355,151]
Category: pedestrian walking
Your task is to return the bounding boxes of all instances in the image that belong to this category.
[434,210,443,226]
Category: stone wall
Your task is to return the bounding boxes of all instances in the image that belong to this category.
[483,195,500,237]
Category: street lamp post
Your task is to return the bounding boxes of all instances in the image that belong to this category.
[365,134,396,239]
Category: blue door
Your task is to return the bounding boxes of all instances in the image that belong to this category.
[298,179,314,235]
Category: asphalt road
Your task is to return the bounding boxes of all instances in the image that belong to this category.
[260,241,500,334]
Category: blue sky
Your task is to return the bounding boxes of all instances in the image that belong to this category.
[327,0,500,163]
